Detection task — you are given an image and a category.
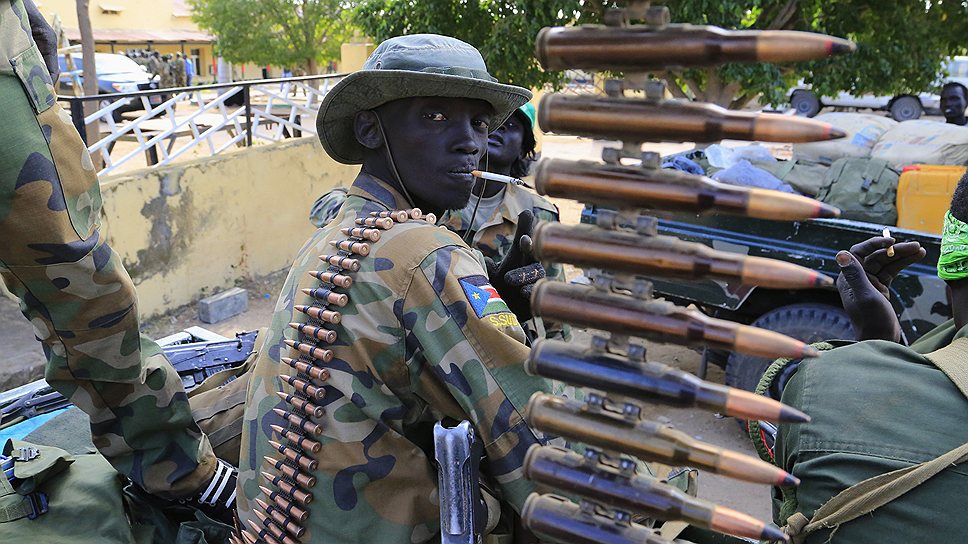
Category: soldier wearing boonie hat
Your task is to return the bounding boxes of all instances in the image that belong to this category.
[237,34,556,543]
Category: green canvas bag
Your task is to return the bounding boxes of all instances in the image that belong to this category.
[0,440,234,543]
[754,160,830,197]
[815,157,899,224]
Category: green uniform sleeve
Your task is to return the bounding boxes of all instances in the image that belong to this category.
[407,244,551,510]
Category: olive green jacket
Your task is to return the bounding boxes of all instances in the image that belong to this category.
[775,319,968,543]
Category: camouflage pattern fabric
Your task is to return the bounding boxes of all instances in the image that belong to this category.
[237,173,554,543]
[308,186,348,228]
[0,0,214,499]
[440,183,572,341]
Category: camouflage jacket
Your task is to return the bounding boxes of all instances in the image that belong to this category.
[440,183,572,341]
[237,173,554,544]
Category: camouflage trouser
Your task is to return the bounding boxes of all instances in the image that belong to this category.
[0,71,215,499]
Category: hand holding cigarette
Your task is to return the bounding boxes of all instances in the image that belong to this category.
[882,227,895,257]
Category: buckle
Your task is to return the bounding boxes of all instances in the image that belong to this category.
[25,492,49,520]
[13,447,40,462]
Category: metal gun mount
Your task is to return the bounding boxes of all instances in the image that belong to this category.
[434,421,484,544]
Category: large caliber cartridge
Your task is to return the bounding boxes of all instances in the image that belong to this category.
[536,24,855,71]
[522,493,671,544]
[525,393,798,486]
[531,281,819,361]
[524,446,789,542]
[533,158,840,220]
[539,94,846,143]
[531,222,833,289]
[527,340,809,423]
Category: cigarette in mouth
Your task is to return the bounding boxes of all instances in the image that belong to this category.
[471,170,525,186]
[883,227,895,257]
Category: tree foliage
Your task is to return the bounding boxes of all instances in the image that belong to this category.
[189,0,354,73]
[352,0,968,108]
[353,1,616,89]
[664,0,968,107]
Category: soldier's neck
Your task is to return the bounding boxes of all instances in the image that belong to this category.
[952,286,968,330]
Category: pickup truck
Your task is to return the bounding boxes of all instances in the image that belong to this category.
[582,208,950,392]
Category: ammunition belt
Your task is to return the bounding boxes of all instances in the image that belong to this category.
[238,207,433,544]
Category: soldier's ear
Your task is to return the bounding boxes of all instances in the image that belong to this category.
[354,110,384,150]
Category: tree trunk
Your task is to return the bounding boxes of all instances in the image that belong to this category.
[75,0,99,165]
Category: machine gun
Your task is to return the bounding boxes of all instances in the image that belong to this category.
[519,2,855,543]
[0,329,258,431]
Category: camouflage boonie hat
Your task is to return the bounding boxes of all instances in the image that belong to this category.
[316,34,532,164]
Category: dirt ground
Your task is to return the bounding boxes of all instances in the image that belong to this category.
[0,133,777,522]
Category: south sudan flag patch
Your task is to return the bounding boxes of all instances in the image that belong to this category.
[460,275,511,318]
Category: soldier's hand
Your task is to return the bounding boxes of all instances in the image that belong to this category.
[849,236,926,297]
[487,210,546,322]
[24,0,59,82]
[835,236,924,343]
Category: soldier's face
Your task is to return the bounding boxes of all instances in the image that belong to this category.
[377,96,492,213]
[484,112,526,170]
[941,87,967,119]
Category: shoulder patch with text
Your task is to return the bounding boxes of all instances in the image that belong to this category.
[459,275,511,318]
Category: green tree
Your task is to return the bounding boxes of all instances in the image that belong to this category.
[664,0,968,108]
[353,0,968,108]
[353,0,613,89]
[189,0,354,74]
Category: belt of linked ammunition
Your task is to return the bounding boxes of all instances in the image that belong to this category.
[237,207,433,544]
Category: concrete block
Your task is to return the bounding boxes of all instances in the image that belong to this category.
[198,287,248,324]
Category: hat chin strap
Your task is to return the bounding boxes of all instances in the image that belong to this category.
[373,112,418,210]
[463,153,490,244]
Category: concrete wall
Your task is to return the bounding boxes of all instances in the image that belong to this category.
[99,138,357,318]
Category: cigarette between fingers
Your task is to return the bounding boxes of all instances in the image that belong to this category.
[883,227,895,257]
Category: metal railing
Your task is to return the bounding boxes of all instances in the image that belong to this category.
[59,74,345,176]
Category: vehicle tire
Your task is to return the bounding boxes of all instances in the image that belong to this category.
[889,95,922,121]
[98,98,125,123]
[790,90,821,117]
[724,304,856,393]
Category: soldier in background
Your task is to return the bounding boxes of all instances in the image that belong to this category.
[1,0,237,523]
[173,52,187,87]
[441,102,571,341]
[159,54,175,88]
[238,34,553,543]
[131,49,149,69]
[940,82,968,126]
[146,50,162,81]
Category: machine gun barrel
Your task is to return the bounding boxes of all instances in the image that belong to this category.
[527,340,809,423]
[533,158,840,220]
[531,281,819,361]
[536,24,855,71]
[522,493,672,544]
[524,446,789,542]
[525,394,798,486]
[538,94,846,143]
[532,222,832,289]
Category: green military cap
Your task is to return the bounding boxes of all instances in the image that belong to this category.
[315,34,532,164]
